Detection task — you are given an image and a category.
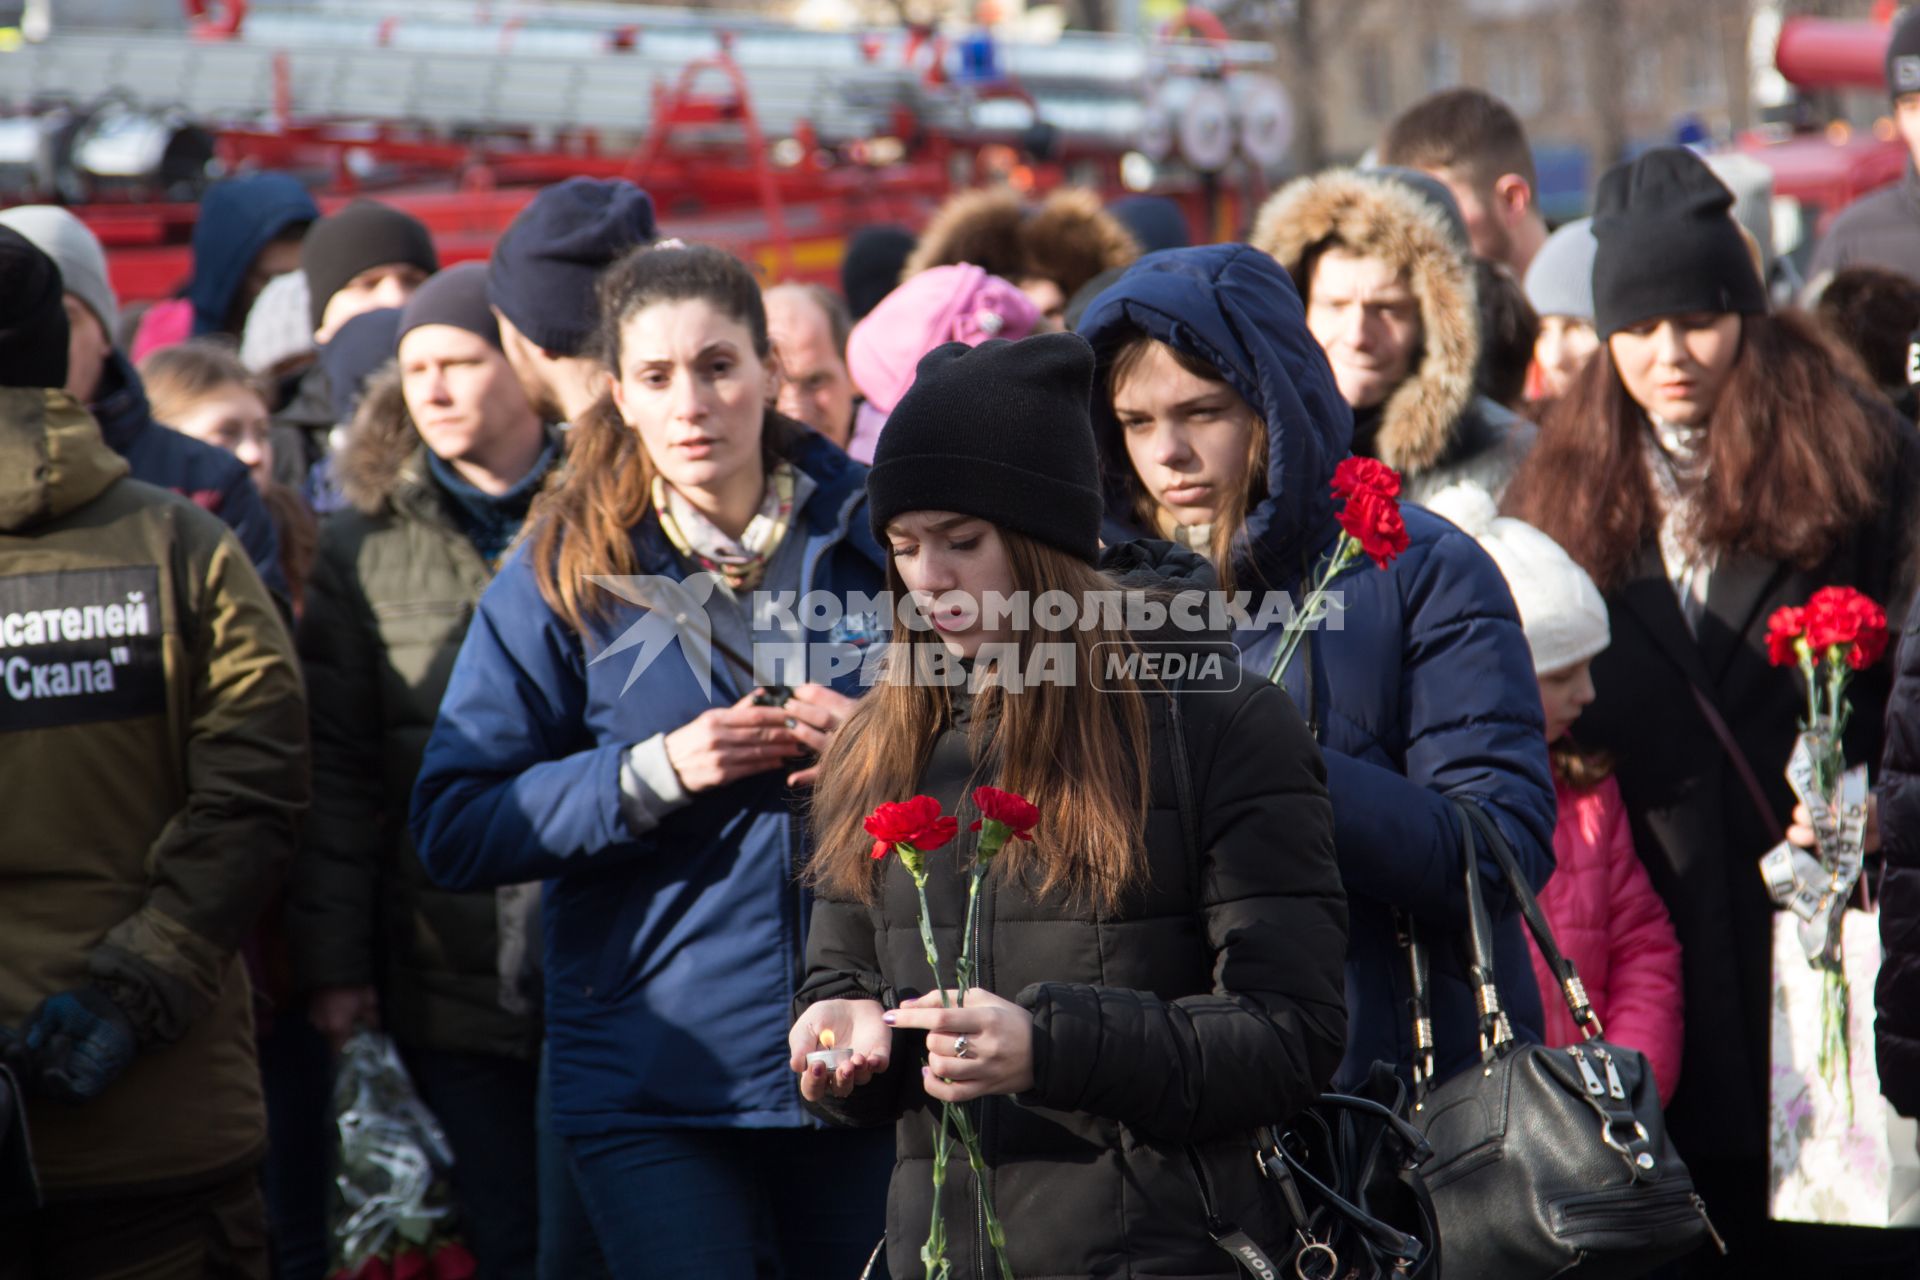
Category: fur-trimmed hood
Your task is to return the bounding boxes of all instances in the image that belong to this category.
[1251,168,1481,479]
[904,186,1139,303]
[333,364,424,516]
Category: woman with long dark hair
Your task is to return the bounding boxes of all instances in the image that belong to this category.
[409,243,893,1277]
[1075,243,1558,1095]
[1503,146,1920,1277]
[792,332,1348,1279]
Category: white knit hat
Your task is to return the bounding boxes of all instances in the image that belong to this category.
[0,204,118,338]
[1522,217,1597,323]
[239,270,315,373]
[1426,485,1610,675]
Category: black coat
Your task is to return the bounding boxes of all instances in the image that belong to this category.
[1574,418,1920,1164]
[1877,592,1920,1119]
[799,557,1349,1280]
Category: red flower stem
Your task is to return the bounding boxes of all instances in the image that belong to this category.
[907,858,956,1280]
[1266,536,1360,685]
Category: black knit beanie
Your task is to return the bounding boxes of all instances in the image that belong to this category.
[867,332,1104,564]
[1591,147,1766,339]
[301,200,439,329]
[487,178,658,357]
[0,226,70,390]
[398,262,500,350]
[1889,8,1920,99]
[841,225,916,320]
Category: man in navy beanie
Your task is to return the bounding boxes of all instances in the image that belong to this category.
[487,177,658,423]
[1806,6,1920,290]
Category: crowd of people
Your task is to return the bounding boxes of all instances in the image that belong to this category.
[5,27,1920,1280]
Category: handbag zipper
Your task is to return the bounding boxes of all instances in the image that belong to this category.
[1568,1045,1606,1096]
[1692,1193,1728,1254]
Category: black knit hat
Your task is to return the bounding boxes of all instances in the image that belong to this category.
[398,262,500,350]
[841,225,916,320]
[867,332,1104,564]
[1889,8,1920,99]
[1591,147,1766,339]
[487,178,658,356]
[301,200,439,329]
[0,226,70,390]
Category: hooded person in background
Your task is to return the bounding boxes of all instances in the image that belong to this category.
[844,263,1040,463]
[127,172,318,361]
[1806,7,1920,289]
[273,201,439,492]
[1524,217,1602,403]
[487,177,659,426]
[0,226,309,1280]
[0,205,286,599]
[763,283,857,448]
[1252,166,1536,505]
[903,186,1139,329]
[1810,264,1920,421]
[1379,87,1550,278]
[293,263,564,1280]
[839,225,916,321]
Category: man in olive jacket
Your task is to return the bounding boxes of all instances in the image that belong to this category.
[289,264,559,1278]
[0,230,309,1275]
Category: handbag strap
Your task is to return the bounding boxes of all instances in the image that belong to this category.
[1455,801,1605,1041]
[1685,680,1784,842]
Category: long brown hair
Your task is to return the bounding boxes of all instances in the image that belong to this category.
[805,530,1153,913]
[527,242,800,634]
[1503,310,1891,592]
[1102,334,1269,591]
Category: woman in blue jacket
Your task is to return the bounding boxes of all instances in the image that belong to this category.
[1076,243,1558,1089]
[410,243,892,1277]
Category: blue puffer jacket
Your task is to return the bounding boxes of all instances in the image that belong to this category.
[1078,244,1557,1088]
[410,431,888,1134]
[92,351,286,597]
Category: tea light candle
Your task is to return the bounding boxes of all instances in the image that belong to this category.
[806,1028,853,1073]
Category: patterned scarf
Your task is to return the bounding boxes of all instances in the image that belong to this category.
[1644,416,1713,631]
[1152,505,1215,558]
[652,461,798,593]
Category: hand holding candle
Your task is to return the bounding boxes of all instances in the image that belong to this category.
[788,998,892,1101]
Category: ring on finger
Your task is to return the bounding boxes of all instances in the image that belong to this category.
[953,1035,974,1059]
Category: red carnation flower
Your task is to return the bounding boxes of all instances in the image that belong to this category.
[864,796,959,859]
[1804,586,1889,671]
[392,1250,429,1280]
[1336,489,1410,570]
[969,786,1040,842]
[1331,456,1401,503]
[430,1243,478,1280]
[1765,606,1805,668]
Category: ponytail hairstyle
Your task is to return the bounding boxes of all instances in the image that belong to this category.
[526,242,802,635]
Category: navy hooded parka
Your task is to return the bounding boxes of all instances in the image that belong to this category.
[1078,244,1558,1087]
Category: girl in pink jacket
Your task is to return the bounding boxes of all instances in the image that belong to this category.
[1435,487,1685,1105]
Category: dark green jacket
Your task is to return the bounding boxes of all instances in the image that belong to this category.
[288,372,548,1060]
[0,388,308,1195]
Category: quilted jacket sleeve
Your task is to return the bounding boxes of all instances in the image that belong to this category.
[285,527,384,991]
[1877,598,1920,1119]
[1589,778,1684,1106]
[1322,531,1558,928]
[1014,679,1348,1145]
[796,895,917,1129]
[409,557,638,891]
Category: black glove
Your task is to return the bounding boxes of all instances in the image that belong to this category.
[18,987,139,1103]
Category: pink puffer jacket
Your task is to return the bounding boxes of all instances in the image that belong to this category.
[1527,774,1684,1105]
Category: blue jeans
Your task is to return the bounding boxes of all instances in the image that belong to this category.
[407,1048,540,1280]
[568,1126,893,1280]
[258,1010,331,1280]
[536,1044,608,1280]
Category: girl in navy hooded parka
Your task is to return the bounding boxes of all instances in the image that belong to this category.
[410,244,892,1277]
[1077,244,1558,1088]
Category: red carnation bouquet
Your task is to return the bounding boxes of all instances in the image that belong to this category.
[862,787,1038,1280]
[1265,457,1409,686]
[1760,586,1888,1104]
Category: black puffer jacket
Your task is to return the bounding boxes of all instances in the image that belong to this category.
[799,544,1348,1280]
[1878,591,1920,1119]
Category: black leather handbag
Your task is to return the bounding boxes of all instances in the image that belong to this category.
[1406,799,1725,1279]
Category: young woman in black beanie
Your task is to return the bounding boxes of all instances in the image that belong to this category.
[1504,146,1920,1278]
[790,332,1348,1279]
